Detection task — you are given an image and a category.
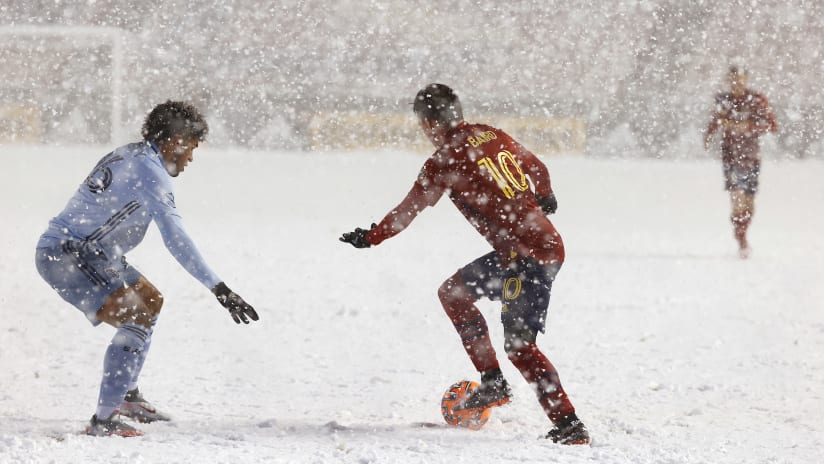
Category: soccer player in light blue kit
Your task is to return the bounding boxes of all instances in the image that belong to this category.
[35,101,259,437]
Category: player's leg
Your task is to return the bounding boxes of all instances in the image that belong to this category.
[97,278,171,423]
[730,189,754,257]
[723,160,746,251]
[728,164,759,258]
[35,243,153,436]
[438,253,501,373]
[500,258,590,445]
[95,275,172,426]
[441,252,512,411]
[128,315,156,392]
[500,259,572,420]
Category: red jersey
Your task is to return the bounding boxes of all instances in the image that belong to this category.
[706,90,777,169]
[366,122,564,265]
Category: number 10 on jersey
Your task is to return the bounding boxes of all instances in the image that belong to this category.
[477,150,529,199]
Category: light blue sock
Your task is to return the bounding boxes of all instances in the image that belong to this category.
[126,336,151,393]
[127,316,157,392]
[95,323,149,419]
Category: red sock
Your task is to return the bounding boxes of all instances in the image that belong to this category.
[732,214,751,247]
[507,342,575,424]
[439,274,499,373]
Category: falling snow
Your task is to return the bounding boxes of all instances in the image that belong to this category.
[2,2,824,463]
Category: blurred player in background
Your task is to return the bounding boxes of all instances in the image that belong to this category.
[704,66,777,258]
[35,101,259,437]
[341,84,590,445]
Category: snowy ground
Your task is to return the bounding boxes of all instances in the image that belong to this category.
[1,145,822,464]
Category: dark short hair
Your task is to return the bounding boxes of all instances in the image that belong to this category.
[141,100,209,144]
[728,65,748,77]
[413,83,463,127]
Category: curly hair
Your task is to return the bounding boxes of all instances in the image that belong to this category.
[413,83,463,127]
[141,100,209,144]
[728,65,748,78]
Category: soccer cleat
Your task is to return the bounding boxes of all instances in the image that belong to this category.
[546,418,591,445]
[119,388,171,423]
[735,234,750,259]
[454,369,512,412]
[85,413,144,437]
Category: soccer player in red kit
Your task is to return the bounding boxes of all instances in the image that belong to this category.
[704,66,777,258]
[341,84,590,445]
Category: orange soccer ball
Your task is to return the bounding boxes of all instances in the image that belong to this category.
[440,380,492,430]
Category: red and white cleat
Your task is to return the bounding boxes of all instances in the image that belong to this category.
[85,413,144,437]
[119,388,172,423]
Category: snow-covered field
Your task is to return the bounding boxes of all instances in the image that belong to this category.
[1,145,822,464]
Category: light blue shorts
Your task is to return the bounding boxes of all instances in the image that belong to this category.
[724,166,760,195]
[35,242,142,326]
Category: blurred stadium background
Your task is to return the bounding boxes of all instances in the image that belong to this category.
[1,0,823,158]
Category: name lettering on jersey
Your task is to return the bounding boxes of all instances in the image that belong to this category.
[467,131,497,148]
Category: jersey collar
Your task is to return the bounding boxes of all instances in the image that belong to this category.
[146,140,160,154]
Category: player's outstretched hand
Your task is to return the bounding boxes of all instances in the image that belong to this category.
[340,223,376,248]
[212,282,259,324]
[537,193,558,215]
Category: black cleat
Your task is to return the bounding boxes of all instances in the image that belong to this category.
[546,417,591,445]
[455,369,513,412]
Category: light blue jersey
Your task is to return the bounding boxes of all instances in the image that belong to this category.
[37,141,221,289]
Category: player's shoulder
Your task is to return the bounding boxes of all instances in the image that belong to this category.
[125,142,164,174]
[107,141,156,166]
[747,90,770,104]
[449,122,514,151]
[714,91,732,103]
[463,121,506,137]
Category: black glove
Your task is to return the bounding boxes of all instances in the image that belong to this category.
[212,282,259,324]
[536,193,558,215]
[340,223,376,248]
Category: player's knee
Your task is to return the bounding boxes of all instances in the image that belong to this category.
[145,290,164,316]
[731,211,752,225]
[505,340,530,363]
[136,279,164,316]
[503,325,537,357]
[99,281,163,328]
[438,273,468,306]
[504,337,522,357]
[129,296,161,328]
